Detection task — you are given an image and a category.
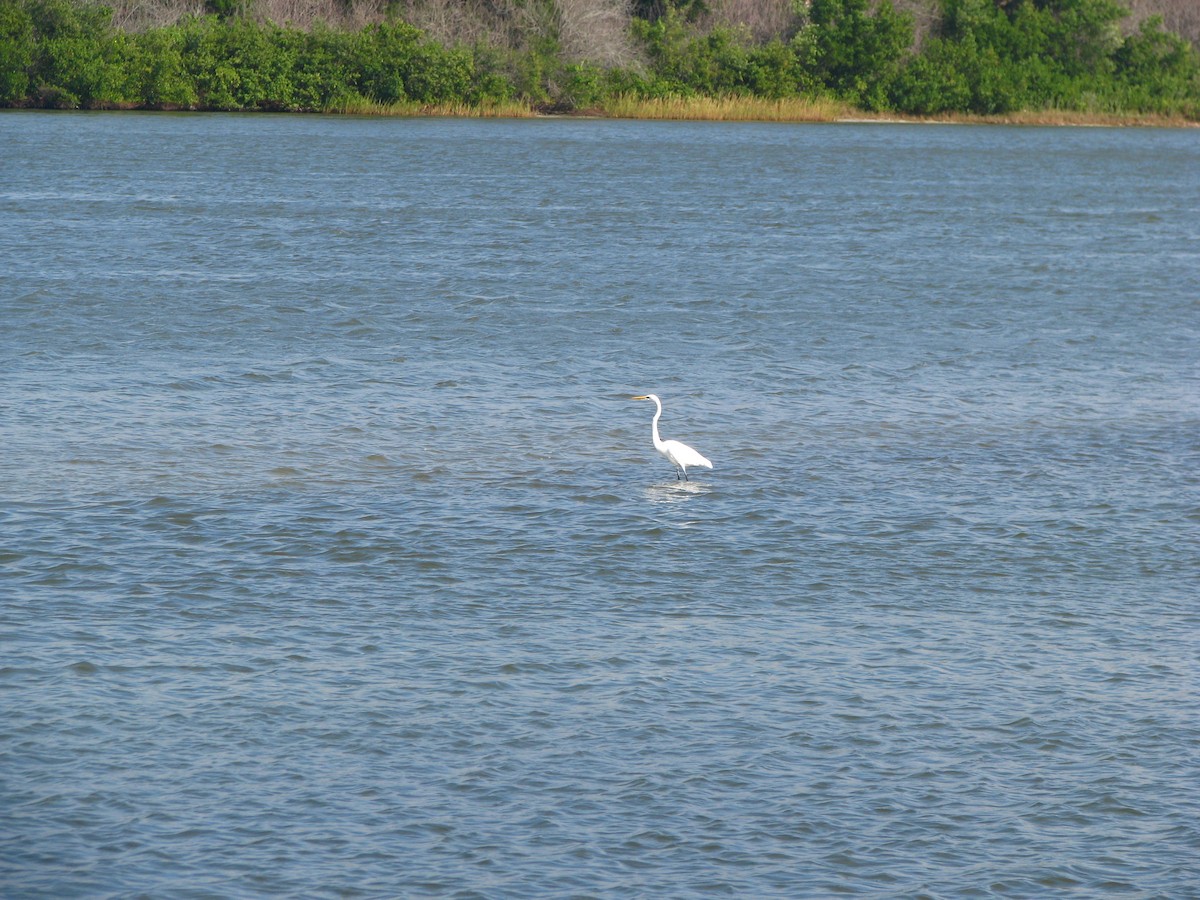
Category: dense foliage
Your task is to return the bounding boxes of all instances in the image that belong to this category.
[0,0,1197,117]
[0,1,510,109]
[891,0,1200,114]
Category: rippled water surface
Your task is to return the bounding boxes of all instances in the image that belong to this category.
[2,112,1198,897]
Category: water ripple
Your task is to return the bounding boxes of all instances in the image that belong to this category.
[2,115,1198,898]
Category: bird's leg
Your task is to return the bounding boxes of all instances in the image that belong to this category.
[682,469,689,482]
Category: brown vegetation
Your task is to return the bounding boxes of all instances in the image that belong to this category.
[1124,0,1200,45]
[890,0,942,47]
[554,0,638,65]
[698,0,803,43]
[100,0,1200,51]
[598,94,1197,125]
[604,92,852,120]
[110,0,204,30]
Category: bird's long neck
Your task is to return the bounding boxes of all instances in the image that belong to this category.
[650,398,665,450]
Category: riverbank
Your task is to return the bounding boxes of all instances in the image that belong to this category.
[601,97,1200,127]
[326,95,1199,127]
[7,96,1195,127]
[5,0,1198,126]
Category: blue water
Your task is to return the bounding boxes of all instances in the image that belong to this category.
[2,112,1198,897]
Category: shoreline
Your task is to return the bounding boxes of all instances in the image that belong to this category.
[336,95,1200,128]
[5,100,1197,128]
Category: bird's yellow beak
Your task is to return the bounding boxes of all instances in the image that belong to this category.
[631,395,650,401]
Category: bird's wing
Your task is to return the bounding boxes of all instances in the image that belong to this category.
[664,440,712,468]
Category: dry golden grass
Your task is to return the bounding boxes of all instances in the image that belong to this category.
[326,94,1196,127]
[977,109,1199,127]
[328,98,538,117]
[599,93,851,122]
[848,108,1200,128]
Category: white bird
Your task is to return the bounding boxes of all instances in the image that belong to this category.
[631,393,713,481]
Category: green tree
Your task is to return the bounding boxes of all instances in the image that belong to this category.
[221,19,296,109]
[179,16,238,109]
[805,0,913,109]
[745,39,810,99]
[27,0,123,107]
[1113,15,1200,114]
[892,0,1152,114]
[120,25,196,108]
[352,21,421,103]
[632,9,698,95]
[890,34,974,113]
[288,26,357,110]
[1032,0,1125,79]
[0,0,36,103]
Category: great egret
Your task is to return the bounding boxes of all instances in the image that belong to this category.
[631,394,713,481]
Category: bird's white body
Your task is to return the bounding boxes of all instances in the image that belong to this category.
[632,394,713,481]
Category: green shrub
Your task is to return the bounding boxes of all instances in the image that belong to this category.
[353,21,426,104]
[804,0,912,109]
[1113,16,1200,115]
[743,40,807,99]
[288,27,357,110]
[179,17,237,109]
[914,0,1149,114]
[890,36,973,114]
[224,19,295,109]
[633,16,815,100]
[632,11,696,95]
[403,42,473,103]
[121,26,196,108]
[0,0,35,103]
[27,0,124,107]
[0,0,1196,117]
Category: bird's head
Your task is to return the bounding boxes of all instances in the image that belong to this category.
[631,394,658,403]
